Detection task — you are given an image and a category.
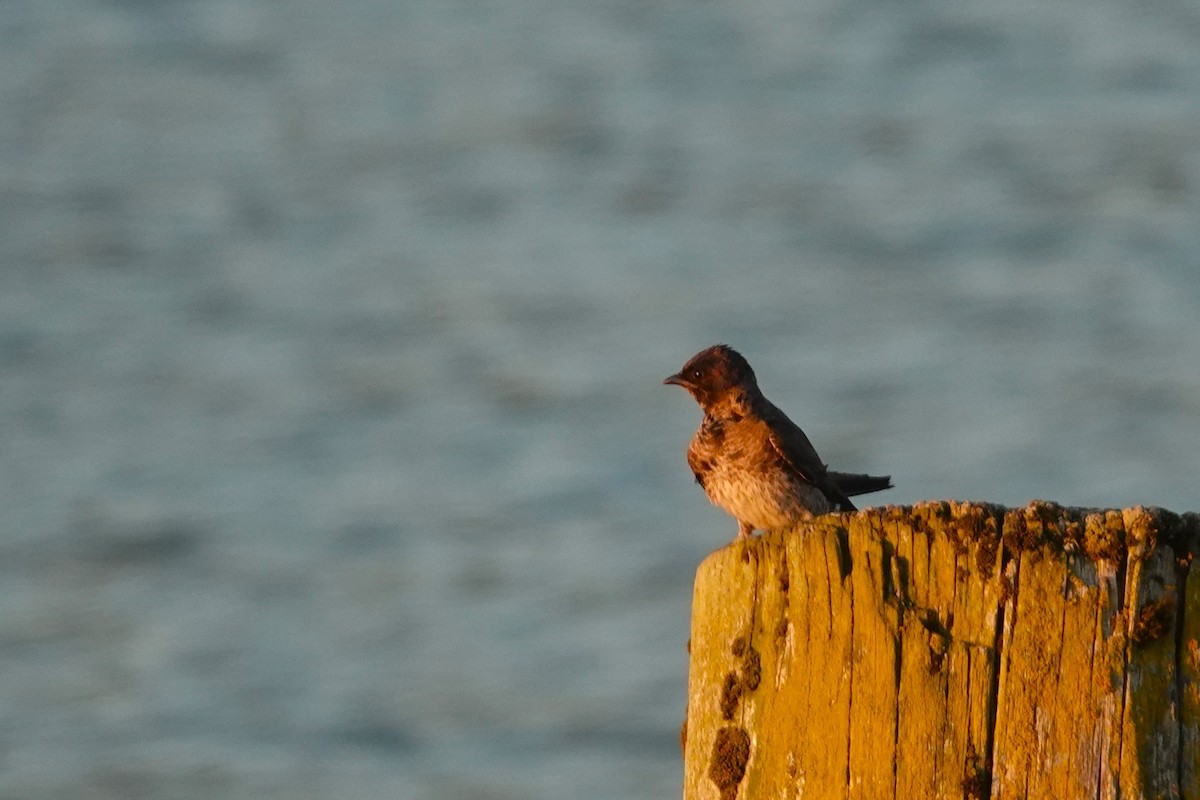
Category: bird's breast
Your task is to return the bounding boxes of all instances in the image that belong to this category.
[688,419,830,531]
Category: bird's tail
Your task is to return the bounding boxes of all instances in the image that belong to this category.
[829,472,893,497]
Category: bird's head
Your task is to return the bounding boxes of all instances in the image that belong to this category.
[663,344,758,410]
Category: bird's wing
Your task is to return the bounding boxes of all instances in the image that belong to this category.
[762,402,857,510]
[760,402,826,485]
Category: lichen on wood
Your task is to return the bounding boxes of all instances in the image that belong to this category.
[682,501,1200,800]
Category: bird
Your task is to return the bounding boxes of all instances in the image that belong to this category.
[664,344,892,540]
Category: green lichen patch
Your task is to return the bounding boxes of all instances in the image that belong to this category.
[741,646,761,690]
[720,672,743,721]
[962,740,991,799]
[1131,594,1177,646]
[708,726,751,800]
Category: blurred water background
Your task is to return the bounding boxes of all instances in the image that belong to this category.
[2,0,1199,797]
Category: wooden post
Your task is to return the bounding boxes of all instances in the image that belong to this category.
[681,501,1200,800]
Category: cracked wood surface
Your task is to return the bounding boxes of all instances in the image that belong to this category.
[681,501,1200,800]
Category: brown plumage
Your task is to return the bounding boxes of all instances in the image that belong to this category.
[664,344,892,540]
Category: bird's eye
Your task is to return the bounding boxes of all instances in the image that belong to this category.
[692,369,703,380]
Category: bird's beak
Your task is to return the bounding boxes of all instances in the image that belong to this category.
[663,372,688,387]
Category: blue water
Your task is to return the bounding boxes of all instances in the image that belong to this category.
[2,0,1199,797]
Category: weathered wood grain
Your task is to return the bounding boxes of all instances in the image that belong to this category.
[682,502,1199,800]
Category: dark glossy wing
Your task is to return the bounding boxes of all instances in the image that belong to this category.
[760,400,857,509]
[761,403,823,483]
